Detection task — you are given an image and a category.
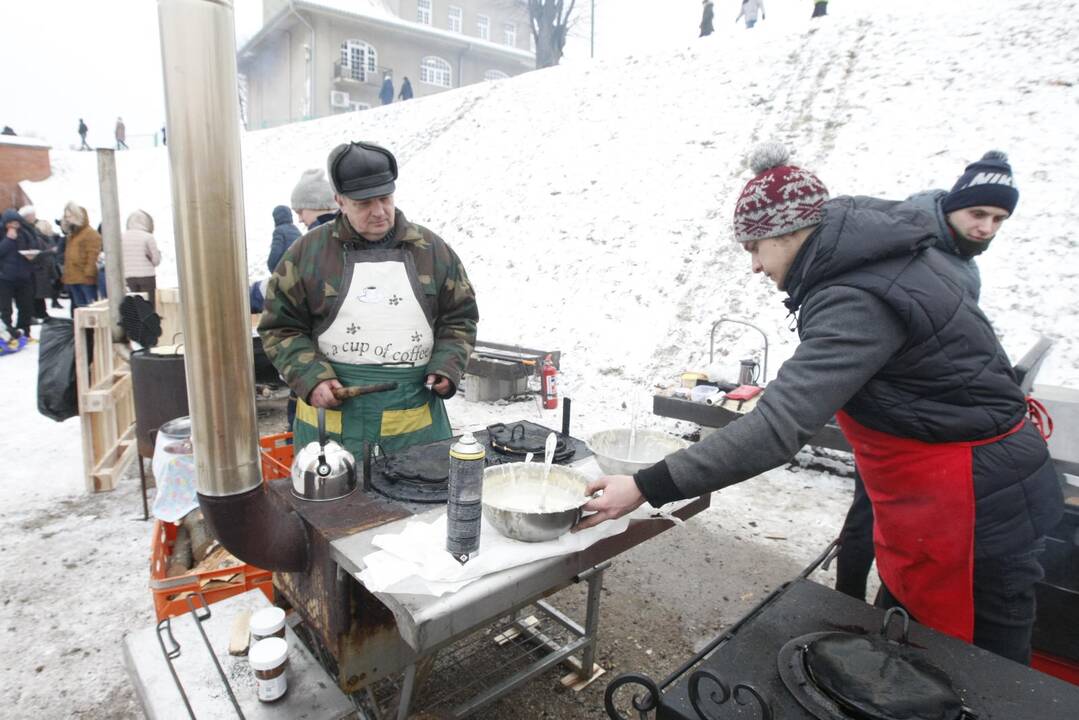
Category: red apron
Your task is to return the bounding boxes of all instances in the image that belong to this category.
[835,410,1025,642]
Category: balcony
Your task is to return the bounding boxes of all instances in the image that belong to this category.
[334,62,392,86]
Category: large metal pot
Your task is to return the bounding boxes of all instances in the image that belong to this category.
[129,347,190,458]
[587,428,690,476]
[482,463,591,542]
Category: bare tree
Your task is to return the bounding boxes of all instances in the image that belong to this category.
[528,0,577,68]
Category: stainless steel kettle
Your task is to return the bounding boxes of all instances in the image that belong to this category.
[290,406,357,501]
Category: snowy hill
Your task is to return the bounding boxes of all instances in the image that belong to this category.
[23,0,1079,430]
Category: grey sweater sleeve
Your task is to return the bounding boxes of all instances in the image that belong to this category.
[636,286,909,505]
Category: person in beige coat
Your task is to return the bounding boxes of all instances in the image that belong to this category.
[121,210,161,306]
[60,202,102,308]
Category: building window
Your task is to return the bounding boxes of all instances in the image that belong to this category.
[339,39,377,82]
[417,0,431,25]
[420,56,452,87]
[484,69,509,81]
[477,14,489,41]
[503,22,517,47]
[448,6,462,33]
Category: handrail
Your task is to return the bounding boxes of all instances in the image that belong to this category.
[709,317,770,384]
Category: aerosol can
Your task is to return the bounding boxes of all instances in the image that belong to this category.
[446,433,485,563]
[540,355,559,410]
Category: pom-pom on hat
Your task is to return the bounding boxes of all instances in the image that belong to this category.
[732,142,830,244]
[941,150,1018,216]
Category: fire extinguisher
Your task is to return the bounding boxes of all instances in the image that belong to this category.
[540,355,558,410]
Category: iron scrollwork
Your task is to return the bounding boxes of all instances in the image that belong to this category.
[605,672,661,719]
[688,668,773,720]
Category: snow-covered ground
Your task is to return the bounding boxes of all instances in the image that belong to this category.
[4,0,1078,716]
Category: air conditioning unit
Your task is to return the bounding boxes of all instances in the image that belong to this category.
[330,90,350,108]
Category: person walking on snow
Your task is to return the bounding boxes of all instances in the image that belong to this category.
[812,1,828,18]
[115,117,128,149]
[700,0,715,37]
[0,209,42,340]
[379,74,394,105]
[578,143,1062,666]
[77,118,90,150]
[398,76,414,101]
[736,0,765,28]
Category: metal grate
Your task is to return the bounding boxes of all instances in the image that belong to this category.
[364,605,584,718]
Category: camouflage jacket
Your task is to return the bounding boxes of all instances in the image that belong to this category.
[258,209,478,401]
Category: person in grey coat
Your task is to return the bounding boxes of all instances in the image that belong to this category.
[267,205,301,272]
[700,0,715,37]
[578,143,1060,664]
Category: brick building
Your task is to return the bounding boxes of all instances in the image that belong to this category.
[0,136,52,209]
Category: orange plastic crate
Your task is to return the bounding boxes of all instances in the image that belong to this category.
[259,432,294,481]
[149,519,273,621]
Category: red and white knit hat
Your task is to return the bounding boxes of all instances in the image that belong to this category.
[733,143,829,243]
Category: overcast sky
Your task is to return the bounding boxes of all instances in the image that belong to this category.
[0,1,711,148]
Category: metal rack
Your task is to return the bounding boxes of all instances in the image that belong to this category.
[362,565,607,719]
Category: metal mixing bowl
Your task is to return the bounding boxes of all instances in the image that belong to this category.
[482,463,591,542]
[586,428,690,476]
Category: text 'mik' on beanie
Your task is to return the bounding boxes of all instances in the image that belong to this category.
[732,142,830,244]
[940,150,1019,216]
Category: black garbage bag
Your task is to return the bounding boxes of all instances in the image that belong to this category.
[37,317,79,422]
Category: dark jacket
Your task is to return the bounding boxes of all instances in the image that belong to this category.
[379,77,394,104]
[638,196,1062,558]
[267,205,301,272]
[399,78,414,100]
[307,212,337,230]
[907,189,981,300]
[0,210,40,283]
[700,2,715,36]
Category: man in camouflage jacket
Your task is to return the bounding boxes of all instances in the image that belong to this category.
[258,141,477,452]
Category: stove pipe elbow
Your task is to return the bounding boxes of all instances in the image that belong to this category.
[199,488,310,573]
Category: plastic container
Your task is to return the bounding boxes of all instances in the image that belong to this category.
[250,606,286,643]
[259,433,294,481]
[249,637,289,702]
[149,520,273,620]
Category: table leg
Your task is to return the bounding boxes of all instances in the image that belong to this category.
[580,563,606,677]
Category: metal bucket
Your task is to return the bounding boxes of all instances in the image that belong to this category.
[130,348,190,458]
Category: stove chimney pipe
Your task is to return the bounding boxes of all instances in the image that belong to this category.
[157,0,308,571]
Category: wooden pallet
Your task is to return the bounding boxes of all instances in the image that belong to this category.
[74,301,137,492]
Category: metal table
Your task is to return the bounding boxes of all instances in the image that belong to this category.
[330,455,711,718]
[123,590,355,720]
[652,391,852,452]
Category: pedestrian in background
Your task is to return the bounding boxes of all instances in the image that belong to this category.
[115,117,128,150]
[121,209,161,307]
[60,202,101,309]
[736,0,765,28]
[0,208,41,339]
[77,118,90,150]
[812,1,828,18]
[267,205,301,272]
[700,0,715,37]
[398,76,414,101]
[379,74,394,105]
[291,168,338,231]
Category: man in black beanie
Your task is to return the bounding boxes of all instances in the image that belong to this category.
[905,150,1019,301]
[835,151,1021,603]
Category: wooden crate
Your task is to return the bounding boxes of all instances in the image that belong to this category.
[74,301,137,492]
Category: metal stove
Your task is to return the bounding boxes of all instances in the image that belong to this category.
[605,546,1079,720]
[367,419,592,513]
